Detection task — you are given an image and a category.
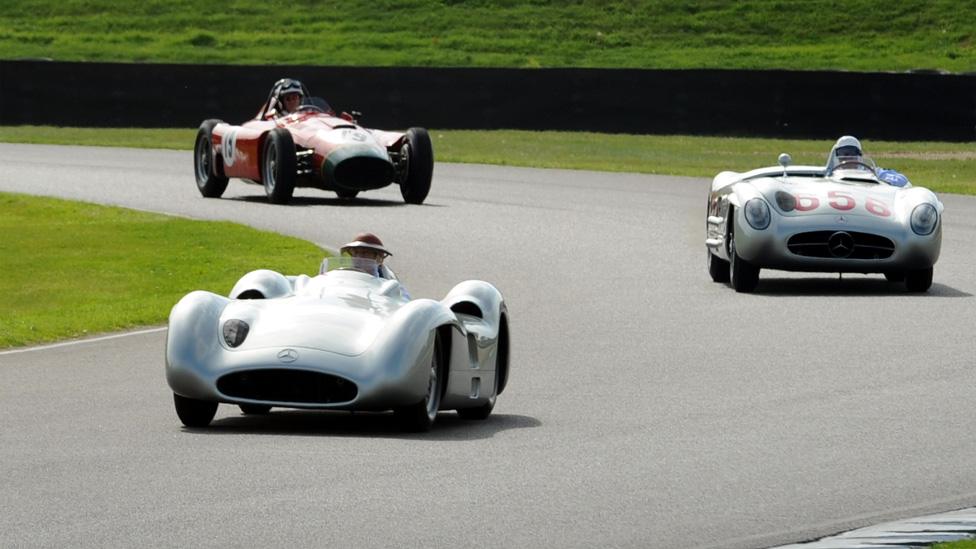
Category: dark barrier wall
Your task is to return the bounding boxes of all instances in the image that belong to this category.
[2,60,974,140]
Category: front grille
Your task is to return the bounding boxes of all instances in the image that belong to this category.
[787,231,895,259]
[217,369,358,404]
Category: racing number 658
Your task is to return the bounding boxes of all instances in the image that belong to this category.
[789,192,890,217]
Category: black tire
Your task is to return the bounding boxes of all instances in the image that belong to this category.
[398,127,434,205]
[335,188,359,199]
[261,128,297,204]
[904,267,933,292]
[239,404,272,415]
[883,271,905,282]
[707,249,730,283]
[193,119,229,198]
[729,225,760,293]
[395,333,445,432]
[174,393,218,428]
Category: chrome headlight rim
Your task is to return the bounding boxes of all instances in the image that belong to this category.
[744,198,771,230]
[910,203,938,236]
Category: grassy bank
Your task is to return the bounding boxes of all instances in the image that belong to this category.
[2,126,974,196]
[0,192,326,348]
[1,0,974,71]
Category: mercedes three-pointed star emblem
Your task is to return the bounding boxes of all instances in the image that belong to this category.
[828,231,855,258]
[277,348,299,363]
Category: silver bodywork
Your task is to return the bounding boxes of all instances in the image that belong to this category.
[166,266,509,420]
[706,160,943,287]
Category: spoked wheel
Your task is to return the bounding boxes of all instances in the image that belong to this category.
[239,404,272,415]
[193,119,229,198]
[174,393,218,428]
[398,127,434,205]
[904,267,933,292]
[262,128,297,204]
[707,249,730,283]
[729,226,760,293]
[395,333,444,432]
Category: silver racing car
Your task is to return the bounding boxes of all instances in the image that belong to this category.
[705,143,943,293]
[165,257,509,431]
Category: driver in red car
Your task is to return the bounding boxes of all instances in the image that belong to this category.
[268,78,305,118]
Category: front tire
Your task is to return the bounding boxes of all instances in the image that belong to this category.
[335,188,359,199]
[395,334,445,432]
[707,249,730,283]
[398,127,434,205]
[239,404,272,415]
[194,119,229,198]
[904,267,933,292]
[262,128,297,204]
[884,271,905,282]
[729,226,760,293]
[174,393,218,428]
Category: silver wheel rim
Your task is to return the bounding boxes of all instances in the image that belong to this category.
[264,145,277,194]
[195,137,211,185]
[425,352,440,420]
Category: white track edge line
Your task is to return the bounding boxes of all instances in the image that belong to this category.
[0,327,167,356]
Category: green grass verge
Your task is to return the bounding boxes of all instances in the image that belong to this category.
[0,192,326,349]
[2,126,974,196]
[1,0,974,72]
[935,540,976,548]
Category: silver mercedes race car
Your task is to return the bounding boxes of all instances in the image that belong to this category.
[165,257,510,431]
[705,153,943,293]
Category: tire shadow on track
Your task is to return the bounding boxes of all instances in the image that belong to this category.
[737,278,971,298]
[226,195,444,208]
[181,410,541,441]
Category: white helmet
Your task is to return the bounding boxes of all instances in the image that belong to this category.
[827,135,864,171]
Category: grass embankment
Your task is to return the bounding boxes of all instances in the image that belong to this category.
[0,193,325,348]
[2,126,974,196]
[936,541,976,549]
[1,0,974,72]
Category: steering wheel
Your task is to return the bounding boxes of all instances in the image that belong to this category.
[829,160,875,175]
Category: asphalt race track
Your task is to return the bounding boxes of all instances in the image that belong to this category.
[1,143,975,549]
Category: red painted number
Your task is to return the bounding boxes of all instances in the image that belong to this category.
[828,190,855,211]
[795,193,820,211]
[865,197,891,217]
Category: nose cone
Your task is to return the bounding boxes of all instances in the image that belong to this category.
[323,145,395,190]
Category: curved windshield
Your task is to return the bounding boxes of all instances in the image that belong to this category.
[828,155,879,179]
[319,256,379,277]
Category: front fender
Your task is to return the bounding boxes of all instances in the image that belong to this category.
[165,291,229,398]
[229,269,294,299]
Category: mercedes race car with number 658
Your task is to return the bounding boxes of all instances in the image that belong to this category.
[193,78,434,205]
[705,147,943,293]
[165,257,509,432]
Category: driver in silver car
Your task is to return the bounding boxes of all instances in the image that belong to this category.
[826,135,911,187]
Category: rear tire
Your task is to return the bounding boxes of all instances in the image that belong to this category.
[239,404,272,415]
[194,119,229,198]
[904,267,933,292]
[398,127,434,205]
[729,227,760,293]
[262,128,297,204]
[707,249,730,283]
[395,333,444,432]
[174,393,217,428]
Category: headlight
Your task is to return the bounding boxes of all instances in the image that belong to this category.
[774,191,795,212]
[910,203,938,235]
[744,198,771,230]
[222,319,249,348]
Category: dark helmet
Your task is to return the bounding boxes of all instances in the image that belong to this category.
[270,78,305,113]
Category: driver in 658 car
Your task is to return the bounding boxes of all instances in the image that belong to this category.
[826,135,911,187]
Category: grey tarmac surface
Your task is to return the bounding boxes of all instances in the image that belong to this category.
[1,143,975,549]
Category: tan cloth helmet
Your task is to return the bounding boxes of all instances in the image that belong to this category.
[340,232,392,257]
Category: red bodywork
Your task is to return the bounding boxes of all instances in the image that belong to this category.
[210,106,407,190]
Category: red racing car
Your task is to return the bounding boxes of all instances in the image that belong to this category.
[193,79,434,204]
